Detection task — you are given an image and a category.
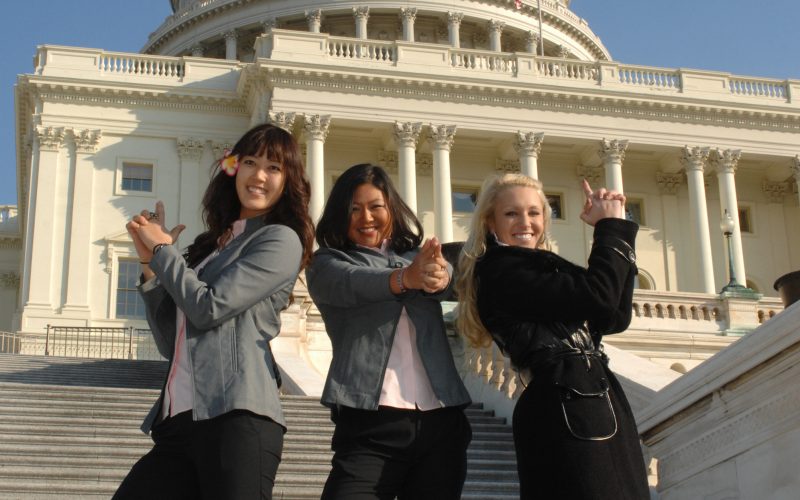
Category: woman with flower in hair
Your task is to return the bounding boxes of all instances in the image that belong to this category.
[456,173,649,499]
[114,123,315,499]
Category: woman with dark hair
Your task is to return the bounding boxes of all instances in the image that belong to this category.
[114,123,314,499]
[307,164,472,499]
[456,173,649,499]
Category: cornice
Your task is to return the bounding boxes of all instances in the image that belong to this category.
[259,66,800,133]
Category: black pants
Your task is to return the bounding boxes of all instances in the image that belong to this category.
[322,405,472,500]
[113,410,284,500]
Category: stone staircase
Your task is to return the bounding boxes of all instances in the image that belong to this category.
[0,354,519,499]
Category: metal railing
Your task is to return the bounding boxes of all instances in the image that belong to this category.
[44,325,165,361]
[0,331,21,354]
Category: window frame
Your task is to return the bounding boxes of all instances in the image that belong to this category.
[625,197,646,227]
[115,158,156,197]
[545,191,566,222]
[451,185,480,214]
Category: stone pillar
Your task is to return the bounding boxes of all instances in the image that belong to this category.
[224,30,238,60]
[268,111,297,133]
[261,18,278,34]
[488,20,505,52]
[393,122,422,213]
[177,138,205,243]
[711,149,746,287]
[249,82,269,127]
[400,8,417,42]
[525,31,540,53]
[190,44,204,57]
[514,132,544,179]
[599,138,628,193]
[447,12,463,48]
[63,129,101,313]
[304,115,331,222]
[681,146,716,294]
[306,9,322,33]
[353,7,369,39]
[793,155,800,206]
[25,126,65,308]
[429,124,457,243]
[656,172,683,291]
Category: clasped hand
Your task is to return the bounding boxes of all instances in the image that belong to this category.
[125,201,186,263]
[406,237,450,294]
[579,179,626,226]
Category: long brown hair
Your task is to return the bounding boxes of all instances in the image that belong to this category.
[186,124,315,269]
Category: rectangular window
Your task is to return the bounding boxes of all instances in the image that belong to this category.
[116,260,146,319]
[545,193,564,220]
[452,187,478,213]
[121,162,153,192]
[738,207,752,233]
[625,199,645,226]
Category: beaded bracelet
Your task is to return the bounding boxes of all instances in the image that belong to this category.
[396,267,408,293]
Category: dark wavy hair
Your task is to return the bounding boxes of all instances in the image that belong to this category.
[316,163,422,253]
[185,124,315,269]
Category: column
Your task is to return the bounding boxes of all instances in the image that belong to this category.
[429,124,457,243]
[514,132,544,179]
[63,129,101,313]
[599,138,628,193]
[224,30,238,60]
[525,31,540,53]
[190,44,204,57]
[656,172,683,291]
[353,7,369,39]
[762,181,791,280]
[24,126,65,308]
[711,148,746,286]
[306,9,322,33]
[447,12,464,48]
[393,122,422,213]
[261,18,278,34]
[793,155,800,206]
[681,146,715,294]
[488,20,505,52]
[399,8,417,42]
[177,138,205,243]
[304,115,331,222]
[268,111,297,133]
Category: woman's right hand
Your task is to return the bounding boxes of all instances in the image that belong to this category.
[579,179,626,226]
[405,238,449,293]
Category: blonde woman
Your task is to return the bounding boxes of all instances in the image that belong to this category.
[456,173,649,499]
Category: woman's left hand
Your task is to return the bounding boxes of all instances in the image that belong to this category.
[409,237,450,293]
[128,201,186,251]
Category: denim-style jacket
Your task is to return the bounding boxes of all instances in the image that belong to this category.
[138,219,302,433]
[306,245,471,411]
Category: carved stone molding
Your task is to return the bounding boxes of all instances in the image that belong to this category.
[305,9,322,24]
[190,44,204,57]
[177,137,205,161]
[72,129,102,154]
[447,11,464,25]
[223,30,238,42]
[656,172,683,195]
[35,126,65,152]
[303,114,331,142]
[558,45,571,58]
[416,153,433,176]
[0,272,20,289]
[710,148,742,174]
[399,7,417,22]
[210,140,235,160]
[352,6,370,21]
[429,124,457,151]
[599,138,628,164]
[495,159,520,173]
[514,131,544,157]
[488,20,506,34]
[268,111,297,132]
[393,121,422,148]
[525,30,540,45]
[762,181,788,203]
[681,146,711,172]
[577,165,603,186]
[377,150,398,174]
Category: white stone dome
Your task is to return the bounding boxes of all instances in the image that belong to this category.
[147,0,609,62]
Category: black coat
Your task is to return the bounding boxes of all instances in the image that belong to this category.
[475,218,650,499]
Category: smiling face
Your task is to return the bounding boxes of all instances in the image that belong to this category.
[347,183,392,248]
[487,185,545,249]
[235,154,285,219]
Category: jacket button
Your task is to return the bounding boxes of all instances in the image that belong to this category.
[628,251,636,263]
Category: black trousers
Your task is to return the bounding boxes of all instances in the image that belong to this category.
[322,405,472,500]
[113,410,284,500]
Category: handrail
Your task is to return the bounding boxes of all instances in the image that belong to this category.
[43,325,165,361]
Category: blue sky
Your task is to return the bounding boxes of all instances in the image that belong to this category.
[1,0,798,205]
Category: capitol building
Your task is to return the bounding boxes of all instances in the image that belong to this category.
[2,0,800,497]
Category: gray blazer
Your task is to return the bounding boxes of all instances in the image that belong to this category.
[138,218,302,433]
[306,245,471,411]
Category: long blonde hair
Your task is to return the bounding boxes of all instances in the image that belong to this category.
[455,173,552,348]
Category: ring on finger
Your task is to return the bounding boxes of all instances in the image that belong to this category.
[148,211,158,221]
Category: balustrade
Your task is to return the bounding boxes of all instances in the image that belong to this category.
[536,57,598,81]
[450,49,517,74]
[99,53,184,78]
[729,77,787,99]
[618,65,680,89]
[327,38,395,62]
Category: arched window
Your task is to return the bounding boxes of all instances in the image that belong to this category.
[634,270,654,290]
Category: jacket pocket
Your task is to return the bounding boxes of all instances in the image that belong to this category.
[551,357,617,441]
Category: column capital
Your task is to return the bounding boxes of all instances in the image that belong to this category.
[268,111,297,133]
[177,137,205,161]
[656,171,683,195]
[223,30,238,42]
[35,125,65,152]
[681,146,711,172]
[353,6,370,20]
[488,19,506,34]
[791,155,800,180]
[190,44,204,57]
[305,9,322,24]
[577,165,603,187]
[525,30,540,44]
[303,114,331,142]
[447,11,464,25]
[429,124,457,151]
[710,148,742,174]
[558,45,571,58]
[210,140,235,160]
[599,138,628,164]
[514,131,544,157]
[496,159,520,173]
[393,121,423,148]
[399,7,417,22]
[762,180,788,203]
[261,18,278,33]
[72,129,102,154]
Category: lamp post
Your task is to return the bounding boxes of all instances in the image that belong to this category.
[720,209,744,292]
